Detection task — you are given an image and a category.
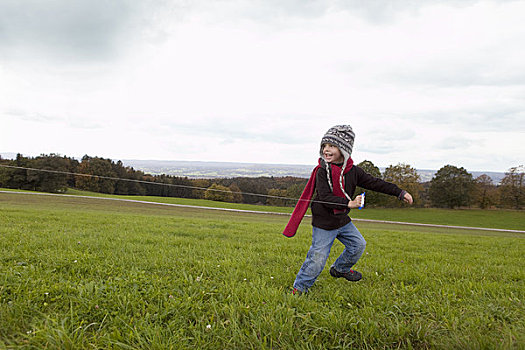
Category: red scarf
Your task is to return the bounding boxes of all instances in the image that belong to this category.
[283,158,353,237]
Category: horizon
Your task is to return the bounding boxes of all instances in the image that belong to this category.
[0,152,511,174]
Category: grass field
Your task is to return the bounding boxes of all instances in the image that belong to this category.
[1,191,524,349]
[3,187,525,231]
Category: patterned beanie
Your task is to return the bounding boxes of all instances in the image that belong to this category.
[319,125,355,200]
[319,125,355,159]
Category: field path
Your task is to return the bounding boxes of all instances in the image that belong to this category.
[2,190,524,234]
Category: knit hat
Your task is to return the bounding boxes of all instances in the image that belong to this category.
[320,125,355,200]
[320,125,355,159]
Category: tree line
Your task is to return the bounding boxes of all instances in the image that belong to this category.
[0,153,523,209]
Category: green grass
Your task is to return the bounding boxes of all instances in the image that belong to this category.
[2,187,525,232]
[1,191,524,349]
[67,188,295,214]
[65,188,525,231]
[3,187,524,231]
[351,207,525,231]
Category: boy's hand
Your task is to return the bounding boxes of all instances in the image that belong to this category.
[402,192,414,205]
[348,194,365,209]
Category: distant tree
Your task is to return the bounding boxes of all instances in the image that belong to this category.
[0,156,13,188]
[382,163,422,207]
[0,168,8,188]
[204,184,234,202]
[229,183,243,203]
[75,156,117,194]
[357,160,381,177]
[418,181,432,208]
[0,154,78,192]
[235,178,268,204]
[429,165,475,208]
[192,179,211,199]
[499,166,524,209]
[8,154,31,189]
[163,176,190,198]
[355,160,387,207]
[267,188,288,206]
[26,154,75,193]
[126,167,146,196]
[154,174,175,197]
[286,183,305,206]
[474,174,498,209]
[129,170,147,196]
[112,160,133,195]
[0,165,11,188]
[140,174,158,196]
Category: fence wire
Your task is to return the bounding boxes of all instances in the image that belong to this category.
[0,164,348,207]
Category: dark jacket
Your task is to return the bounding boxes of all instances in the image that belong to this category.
[311,165,403,230]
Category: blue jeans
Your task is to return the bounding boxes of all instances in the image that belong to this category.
[293,222,366,292]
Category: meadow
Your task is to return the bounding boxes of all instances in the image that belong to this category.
[0,190,524,349]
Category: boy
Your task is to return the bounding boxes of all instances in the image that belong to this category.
[283,125,413,294]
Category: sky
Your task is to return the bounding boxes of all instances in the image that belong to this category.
[1,0,524,172]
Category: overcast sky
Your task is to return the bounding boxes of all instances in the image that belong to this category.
[1,0,524,172]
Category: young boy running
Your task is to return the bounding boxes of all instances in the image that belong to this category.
[283,125,413,294]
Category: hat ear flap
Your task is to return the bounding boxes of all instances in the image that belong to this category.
[339,149,351,200]
[340,149,350,162]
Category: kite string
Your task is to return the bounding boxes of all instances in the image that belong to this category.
[0,164,348,207]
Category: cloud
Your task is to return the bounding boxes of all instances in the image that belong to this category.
[180,0,503,25]
[437,136,476,150]
[403,100,525,133]
[4,109,62,123]
[316,1,525,92]
[357,120,417,155]
[5,108,106,130]
[1,0,524,172]
[128,114,321,149]
[0,0,145,63]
